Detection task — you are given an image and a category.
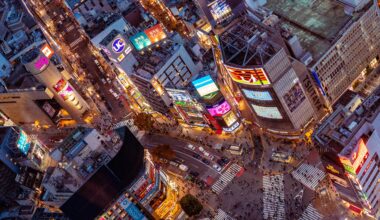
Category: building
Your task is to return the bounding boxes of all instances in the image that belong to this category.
[21,49,89,122]
[260,0,380,107]
[192,74,239,133]
[55,126,152,220]
[314,87,380,217]
[216,16,315,135]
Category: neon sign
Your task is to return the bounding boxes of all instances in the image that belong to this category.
[53,79,74,101]
[41,44,54,58]
[192,75,219,97]
[339,138,369,175]
[112,38,125,53]
[225,65,270,85]
[34,56,49,70]
[207,100,231,116]
[17,130,31,155]
[144,24,167,44]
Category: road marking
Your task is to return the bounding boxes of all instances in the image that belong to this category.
[299,204,323,220]
[262,174,285,220]
[211,163,241,194]
[214,208,235,220]
[291,164,325,191]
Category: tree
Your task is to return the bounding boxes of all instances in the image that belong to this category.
[133,113,155,132]
[150,144,176,162]
[179,194,203,217]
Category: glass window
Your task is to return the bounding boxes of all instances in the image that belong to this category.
[251,104,283,119]
[242,89,272,101]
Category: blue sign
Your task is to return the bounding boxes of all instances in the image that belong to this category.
[112,38,125,53]
[17,131,31,155]
[119,198,146,220]
[311,70,326,96]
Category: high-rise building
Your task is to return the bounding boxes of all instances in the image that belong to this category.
[259,0,380,107]
[215,16,315,135]
[314,87,380,217]
[21,49,89,122]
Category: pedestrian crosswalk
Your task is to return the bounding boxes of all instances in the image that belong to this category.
[299,204,323,220]
[291,164,325,191]
[213,209,235,220]
[212,163,241,194]
[262,174,285,220]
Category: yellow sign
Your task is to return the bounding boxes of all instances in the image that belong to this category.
[326,164,339,174]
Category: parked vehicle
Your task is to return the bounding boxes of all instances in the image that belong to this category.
[212,164,222,172]
[187,144,196,150]
[202,158,210,165]
[169,161,179,167]
[179,164,189,172]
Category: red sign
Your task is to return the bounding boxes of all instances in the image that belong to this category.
[225,65,270,85]
[144,24,167,44]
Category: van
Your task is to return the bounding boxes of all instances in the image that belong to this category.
[169,161,179,167]
[179,164,189,172]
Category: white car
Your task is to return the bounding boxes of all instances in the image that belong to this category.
[198,146,205,152]
[213,164,222,172]
[179,164,189,172]
[187,144,196,150]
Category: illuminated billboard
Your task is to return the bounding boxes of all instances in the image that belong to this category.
[192,75,219,97]
[283,82,306,112]
[144,24,167,44]
[53,79,74,101]
[34,56,49,70]
[112,38,126,53]
[209,0,232,24]
[118,197,147,220]
[17,130,31,155]
[225,66,270,85]
[130,32,151,51]
[222,110,237,127]
[242,89,273,101]
[207,100,231,116]
[339,138,369,175]
[251,104,282,119]
[41,44,54,58]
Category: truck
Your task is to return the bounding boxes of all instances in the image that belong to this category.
[179,164,189,172]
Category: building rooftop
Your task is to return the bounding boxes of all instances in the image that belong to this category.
[61,127,145,220]
[219,17,279,67]
[264,0,371,64]
[314,87,380,154]
[134,40,182,78]
[84,13,122,38]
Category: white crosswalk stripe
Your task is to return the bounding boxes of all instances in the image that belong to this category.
[291,164,325,191]
[214,209,235,220]
[262,174,285,220]
[212,163,241,194]
[299,204,323,220]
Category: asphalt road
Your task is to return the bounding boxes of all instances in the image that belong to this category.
[140,133,221,180]
[25,0,129,121]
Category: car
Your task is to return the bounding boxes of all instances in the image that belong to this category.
[179,164,189,172]
[189,171,199,177]
[94,60,100,66]
[169,161,179,167]
[159,158,168,163]
[192,153,201,159]
[187,144,196,150]
[101,78,107,84]
[212,164,222,172]
[198,146,205,152]
[203,151,210,157]
[201,158,210,165]
[174,158,185,164]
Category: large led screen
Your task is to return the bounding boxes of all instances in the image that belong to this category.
[242,89,272,101]
[144,24,167,44]
[222,110,237,127]
[192,75,219,97]
[207,100,231,116]
[53,79,74,101]
[283,82,305,112]
[130,32,151,51]
[17,130,31,155]
[209,0,232,24]
[251,104,282,119]
[339,138,369,175]
[225,66,270,85]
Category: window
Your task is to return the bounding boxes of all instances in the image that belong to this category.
[251,104,283,119]
[242,89,272,101]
